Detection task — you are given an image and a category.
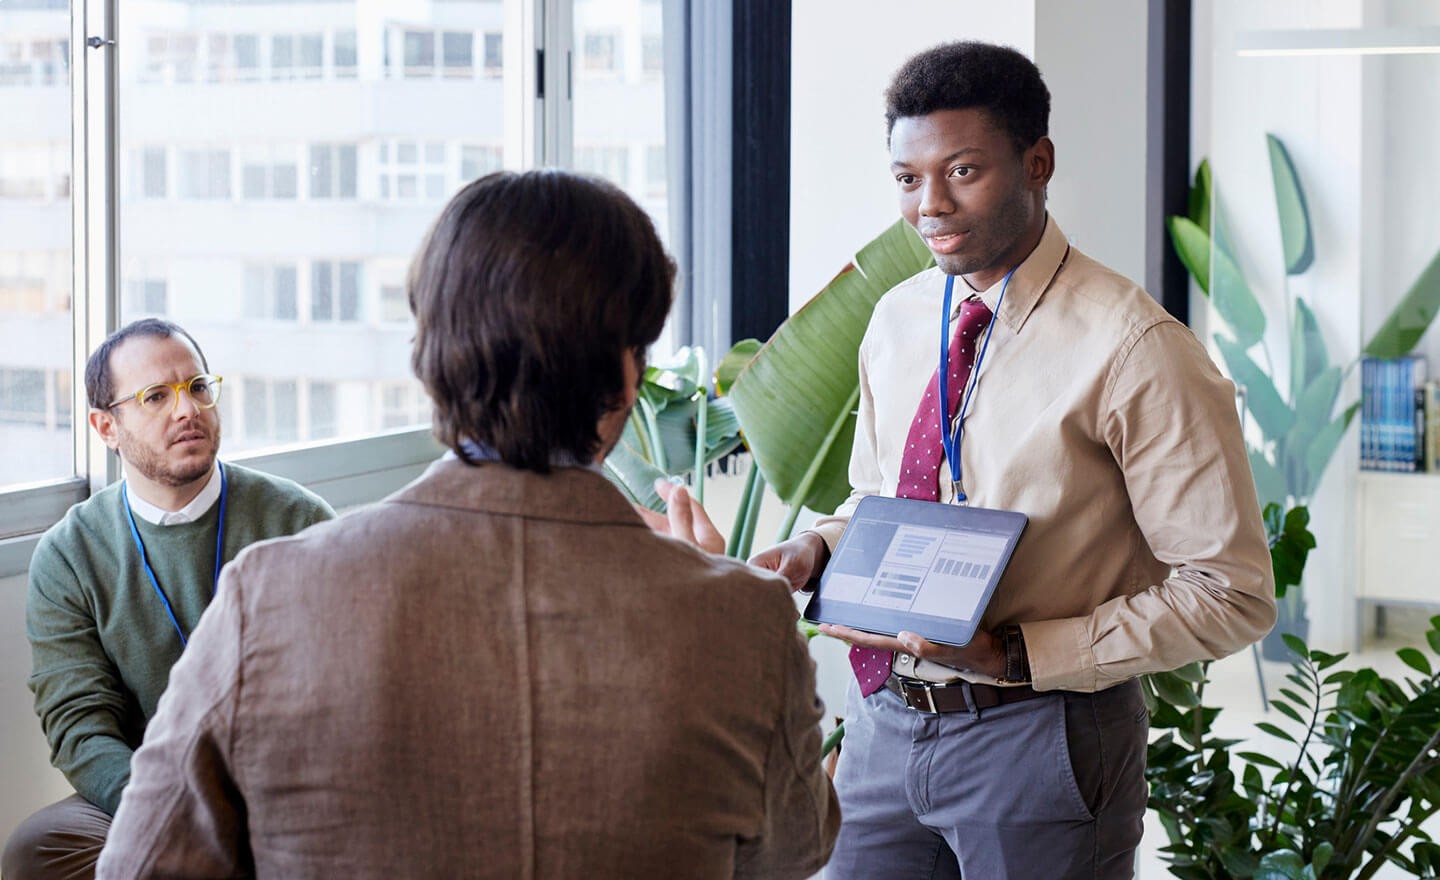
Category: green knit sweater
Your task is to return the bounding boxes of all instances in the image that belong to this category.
[26,462,334,814]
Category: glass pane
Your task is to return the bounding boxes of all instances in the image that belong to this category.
[573,0,669,349]
[121,0,513,452]
[0,0,73,487]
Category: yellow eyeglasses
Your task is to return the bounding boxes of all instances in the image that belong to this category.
[106,374,224,415]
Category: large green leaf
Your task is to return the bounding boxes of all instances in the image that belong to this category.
[729,218,933,514]
[1301,402,1358,500]
[1168,216,1211,296]
[1364,247,1440,359]
[603,429,668,511]
[1267,133,1314,276]
[1188,159,1212,232]
[715,339,761,396]
[1248,449,1287,512]
[1210,241,1266,348]
[1290,298,1329,404]
[1215,335,1294,442]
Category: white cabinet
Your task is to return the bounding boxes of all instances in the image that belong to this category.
[1355,471,1440,646]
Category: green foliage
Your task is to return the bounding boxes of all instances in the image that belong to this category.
[1169,139,1440,516]
[727,218,934,540]
[602,346,743,511]
[1264,503,1315,602]
[1147,618,1440,879]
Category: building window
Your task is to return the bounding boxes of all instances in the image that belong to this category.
[123,278,168,316]
[0,368,46,425]
[243,264,298,320]
[483,33,503,77]
[0,142,67,202]
[0,250,68,314]
[581,33,618,76]
[272,33,324,81]
[311,261,361,323]
[240,145,298,200]
[309,380,338,440]
[403,30,435,77]
[460,144,502,181]
[442,31,473,77]
[0,38,68,88]
[379,140,447,201]
[177,149,231,200]
[308,143,357,199]
[576,145,629,187]
[379,382,429,431]
[142,34,199,84]
[242,377,299,444]
[333,30,358,79]
[645,144,666,196]
[642,35,662,75]
[379,284,408,324]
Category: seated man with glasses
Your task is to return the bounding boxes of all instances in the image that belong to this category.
[3,318,334,880]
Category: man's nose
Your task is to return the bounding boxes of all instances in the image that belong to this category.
[171,387,201,418]
[918,178,954,217]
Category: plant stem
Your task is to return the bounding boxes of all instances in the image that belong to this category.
[638,396,667,472]
[693,389,709,505]
[821,721,845,758]
[736,466,766,560]
[1264,652,1323,849]
[726,462,763,558]
[1344,726,1440,874]
[775,385,859,543]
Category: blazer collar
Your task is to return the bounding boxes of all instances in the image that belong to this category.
[974,213,1070,335]
[391,456,648,528]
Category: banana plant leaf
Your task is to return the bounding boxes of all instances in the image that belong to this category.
[1289,298,1328,405]
[715,339,761,395]
[604,432,668,511]
[728,218,934,516]
[1364,247,1440,359]
[1267,133,1315,276]
[1214,335,1294,441]
[1210,236,1266,349]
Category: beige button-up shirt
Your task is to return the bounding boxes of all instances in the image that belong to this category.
[810,216,1276,693]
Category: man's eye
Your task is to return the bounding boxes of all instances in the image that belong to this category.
[950,166,972,178]
[144,390,167,405]
[897,174,917,186]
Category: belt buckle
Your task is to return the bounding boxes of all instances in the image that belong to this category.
[901,680,939,713]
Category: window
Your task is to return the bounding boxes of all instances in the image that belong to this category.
[403,30,435,77]
[0,143,67,202]
[442,31,474,77]
[240,145,298,200]
[309,381,338,440]
[272,33,324,81]
[123,278,168,316]
[379,140,448,201]
[128,147,168,199]
[242,377,300,445]
[310,261,361,323]
[483,33,503,76]
[460,144,503,181]
[641,35,662,75]
[308,144,357,199]
[575,145,629,187]
[333,30,358,79]
[379,382,430,431]
[581,33,618,75]
[0,37,68,88]
[379,283,409,324]
[142,34,200,84]
[0,368,47,425]
[644,144,666,196]
[244,264,299,321]
[178,149,232,199]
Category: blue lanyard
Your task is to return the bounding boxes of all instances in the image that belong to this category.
[938,270,1015,503]
[121,461,228,648]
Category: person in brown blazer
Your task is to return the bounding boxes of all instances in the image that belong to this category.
[97,169,839,879]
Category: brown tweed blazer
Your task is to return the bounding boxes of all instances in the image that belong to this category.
[99,458,837,878]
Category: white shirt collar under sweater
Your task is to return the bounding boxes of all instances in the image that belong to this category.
[125,463,221,526]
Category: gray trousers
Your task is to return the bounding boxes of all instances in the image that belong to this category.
[826,678,1148,879]
[2,795,109,880]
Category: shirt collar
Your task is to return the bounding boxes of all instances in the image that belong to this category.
[448,440,603,474]
[975,213,1071,334]
[125,462,222,526]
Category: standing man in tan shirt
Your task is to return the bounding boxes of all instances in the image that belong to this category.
[752,41,1274,878]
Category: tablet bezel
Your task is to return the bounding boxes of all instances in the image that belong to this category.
[802,495,1027,648]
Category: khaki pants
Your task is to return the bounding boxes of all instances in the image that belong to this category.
[2,795,109,880]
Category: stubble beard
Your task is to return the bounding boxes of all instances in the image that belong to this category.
[934,182,1036,279]
[116,417,221,489]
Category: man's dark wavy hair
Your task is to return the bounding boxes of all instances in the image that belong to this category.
[884,41,1050,156]
[408,169,674,472]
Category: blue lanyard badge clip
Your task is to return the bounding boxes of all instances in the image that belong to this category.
[937,270,1014,504]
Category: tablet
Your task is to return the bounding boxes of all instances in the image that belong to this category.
[803,495,1027,648]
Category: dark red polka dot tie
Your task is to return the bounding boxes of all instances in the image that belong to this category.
[849,297,994,697]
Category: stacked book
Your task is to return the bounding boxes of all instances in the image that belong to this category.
[1360,356,1437,472]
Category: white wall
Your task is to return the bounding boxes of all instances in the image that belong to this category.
[787,1,1035,312]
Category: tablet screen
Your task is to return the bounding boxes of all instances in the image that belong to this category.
[803,495,1027,647]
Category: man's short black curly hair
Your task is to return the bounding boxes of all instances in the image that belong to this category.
[884,41,1050,156]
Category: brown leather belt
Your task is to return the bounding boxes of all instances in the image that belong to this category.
[883,675,1047,714]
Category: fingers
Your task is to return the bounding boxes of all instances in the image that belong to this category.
[634,504,670,533]
[648,478,725,555]
[818,623,906,653]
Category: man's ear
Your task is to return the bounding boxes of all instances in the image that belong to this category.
[89,409,121,451]
[1025,136,1056,190]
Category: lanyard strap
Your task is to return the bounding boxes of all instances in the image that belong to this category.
[121,461,228,648]
[938,270,1015,503]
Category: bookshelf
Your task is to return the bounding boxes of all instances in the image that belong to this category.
[1354,471,1440,647]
